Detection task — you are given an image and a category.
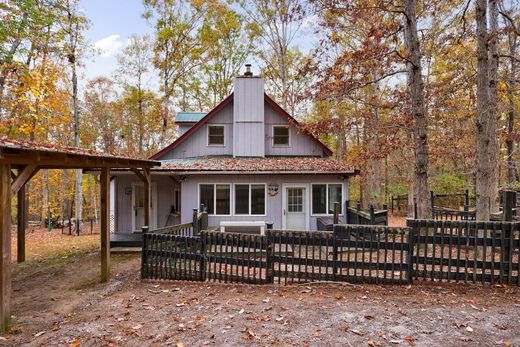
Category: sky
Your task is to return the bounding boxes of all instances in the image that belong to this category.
[81,0,152,83]
[79,0,319,91]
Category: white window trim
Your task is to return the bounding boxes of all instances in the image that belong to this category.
[272,125,291,147]
[198,183,232,216]
[310,183,344,216]
[207,124,226,147]
[233,183,267,216]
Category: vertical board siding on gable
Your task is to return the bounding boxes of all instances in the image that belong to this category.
[160,103,234,160]
[264,103,324,157]
[180,174,349,230]
[233,78,265,157]
[114,175,175,233]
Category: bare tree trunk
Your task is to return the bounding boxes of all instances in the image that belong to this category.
[73,61,82,231]
[475,0,492,221]
[406,132,415,218]
[403,0,431,219]
[488,0,500,211]
[506,32,517,183]
[41,170,49,223]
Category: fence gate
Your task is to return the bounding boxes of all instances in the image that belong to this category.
[202,231,271,284]
[142,233,204,281]
[332,225,411,284]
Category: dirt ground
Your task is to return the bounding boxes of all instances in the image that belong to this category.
[2,224,519,347]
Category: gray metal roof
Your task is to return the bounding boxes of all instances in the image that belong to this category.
[175,112,207,123]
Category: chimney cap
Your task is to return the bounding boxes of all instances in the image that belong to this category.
[244,64,253,77]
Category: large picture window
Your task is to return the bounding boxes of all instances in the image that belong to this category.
[311,183,342,215]
[208,125,225,146]
[235,184,266,215]
[199,184,230,215]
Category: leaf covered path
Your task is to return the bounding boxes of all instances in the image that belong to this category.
[4,253,520,347]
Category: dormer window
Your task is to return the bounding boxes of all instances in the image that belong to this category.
[273,125,290,146]
[208,125,225,146]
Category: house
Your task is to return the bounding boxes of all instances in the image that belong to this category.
[110,66,357,237]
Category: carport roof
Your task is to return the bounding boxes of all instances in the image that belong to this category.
[0,138,160,169]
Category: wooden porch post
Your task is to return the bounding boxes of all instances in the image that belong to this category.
[0,164,12,332]
[143,168,151,228]
[17,185,25,263]
[100,167,110,282]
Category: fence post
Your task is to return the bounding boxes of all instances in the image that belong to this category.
[266,231,274,283]
[332,225,339,278]
[369,204,375,225]
[430,191,435,217]
[405,221,414,285]
[464,189,470,207]
[90,218,93,234]
[503,190,516,222]
[382,204,388,226]
[141,226,149,279]
[345,200,350,224]
[199,232,206,282]
[391,196,394,214]
[201,211,208,231]
[68,218,72,235]
[333,202,340,224]
[356,201,361,224]
[414,203,418,220]
[192,208,199,236]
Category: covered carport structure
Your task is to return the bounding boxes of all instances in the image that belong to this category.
[0,139,159,332]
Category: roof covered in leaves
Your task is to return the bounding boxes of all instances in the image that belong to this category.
[0,138,160,168]
[175,112,207,123]
[155,157,357,174]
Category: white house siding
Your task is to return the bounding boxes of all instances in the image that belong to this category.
[161,103,234,159]
[264,103,324,157]
[180,174,349,230]
[113,174,175,233]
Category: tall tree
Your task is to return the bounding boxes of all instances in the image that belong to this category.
[475,0,493,220]
[60,0,88,230]
[116,35,152,155]
[243,0,307,111]
[488,0,499,212]
[403,0,431,219]
[144,0,206,145]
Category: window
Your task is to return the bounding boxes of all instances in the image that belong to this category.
[312,185,327,214]
[251,184,266,215]
[328,184,342,214]
[208,125,225,146]
[199,184,230,215]
[235,184,266,215]
[273,126,290,146]
[235,185,249,215]
[200,184,214,214]
[311,184,342,215]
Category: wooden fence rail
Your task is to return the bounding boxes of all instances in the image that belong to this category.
[142,220,520,286]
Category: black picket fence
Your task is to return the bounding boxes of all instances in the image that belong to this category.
[141,220,520,286]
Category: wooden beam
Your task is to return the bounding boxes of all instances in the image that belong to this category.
[11,165,38,195]
[17,185,25,263]
[130,168,146,182]
[0,164,11,333]
[143,168,151,228]
[100,167,110,283]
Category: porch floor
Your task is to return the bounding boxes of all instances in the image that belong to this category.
[110,233,142,248]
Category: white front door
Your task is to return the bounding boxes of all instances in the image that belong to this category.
[282,184,309,230]
[132,183,157,232]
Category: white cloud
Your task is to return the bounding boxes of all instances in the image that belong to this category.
[94,34,124,58]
